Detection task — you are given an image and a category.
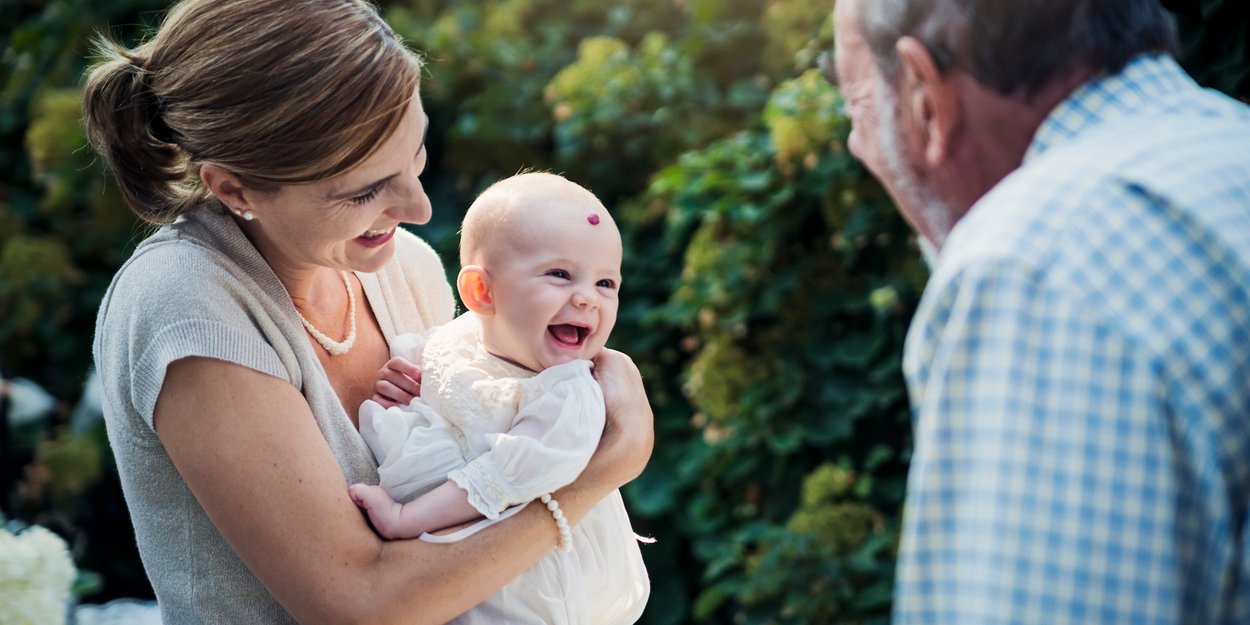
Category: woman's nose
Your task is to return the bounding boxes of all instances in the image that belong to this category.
[387,170,432,225]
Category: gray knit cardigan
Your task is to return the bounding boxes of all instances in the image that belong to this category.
[94,208,455,624]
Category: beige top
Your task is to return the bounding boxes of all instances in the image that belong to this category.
[93,208,455,624]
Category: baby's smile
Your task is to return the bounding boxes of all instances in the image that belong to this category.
[548,323,589,347]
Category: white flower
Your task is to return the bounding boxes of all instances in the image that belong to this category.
[0,525,76,625]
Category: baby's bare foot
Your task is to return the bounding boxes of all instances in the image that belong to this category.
[348,483,407,539]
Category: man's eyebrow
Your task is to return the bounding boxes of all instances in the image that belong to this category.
[323,113,430,202]
[818,50,839,87]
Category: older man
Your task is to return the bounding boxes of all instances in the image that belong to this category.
[829,0,1250,623]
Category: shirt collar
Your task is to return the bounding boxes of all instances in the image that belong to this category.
[1025,54,1195,163]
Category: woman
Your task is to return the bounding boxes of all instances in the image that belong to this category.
[81,1,653,624]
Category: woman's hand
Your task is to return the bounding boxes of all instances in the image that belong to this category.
[588,348,654,489]
[372,356,422,408]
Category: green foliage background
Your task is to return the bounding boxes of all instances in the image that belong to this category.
[1,0,1245,621]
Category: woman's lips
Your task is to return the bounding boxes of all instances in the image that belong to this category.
[357,226,396,248]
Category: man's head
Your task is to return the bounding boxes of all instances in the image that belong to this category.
[854,0,1177,101]
[831,0,1177,249]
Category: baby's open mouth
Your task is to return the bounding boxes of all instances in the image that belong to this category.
[548,324,588,347]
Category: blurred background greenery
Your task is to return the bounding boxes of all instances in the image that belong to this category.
[1,0,1246,622]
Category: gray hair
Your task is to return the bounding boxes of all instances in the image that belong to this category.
[857,0,1178,99]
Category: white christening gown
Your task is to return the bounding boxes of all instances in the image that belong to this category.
[359,313,650,625]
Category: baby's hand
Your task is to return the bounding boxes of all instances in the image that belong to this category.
[372,356,422,408]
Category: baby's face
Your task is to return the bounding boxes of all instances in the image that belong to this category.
[481,205,622,372]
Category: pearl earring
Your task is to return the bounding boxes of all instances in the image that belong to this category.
[233,209,255,221]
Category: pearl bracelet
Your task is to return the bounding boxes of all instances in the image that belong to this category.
[540,493,573,552]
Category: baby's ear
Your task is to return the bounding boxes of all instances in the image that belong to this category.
[457,266,494,316]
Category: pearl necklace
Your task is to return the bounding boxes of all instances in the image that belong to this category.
[298,271,357,356]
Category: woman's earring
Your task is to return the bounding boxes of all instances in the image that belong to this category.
[232,209,255,221]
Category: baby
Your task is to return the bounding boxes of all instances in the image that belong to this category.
[349,172,650,625]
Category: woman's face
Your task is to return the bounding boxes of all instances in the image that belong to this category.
[244,93,431,278]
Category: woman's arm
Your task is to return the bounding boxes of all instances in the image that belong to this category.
[156,355,651,625]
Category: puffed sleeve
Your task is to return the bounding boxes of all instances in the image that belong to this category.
[447,360,604,518]
[359,398,469,504]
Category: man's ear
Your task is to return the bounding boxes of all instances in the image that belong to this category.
[457,266,495,316]
[896,36,960,168]
[200,163,257,216]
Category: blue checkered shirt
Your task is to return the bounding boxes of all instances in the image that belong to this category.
[894,55,1250,624]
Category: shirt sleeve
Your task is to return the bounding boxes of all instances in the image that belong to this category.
[448,360,604,518]
[894,256,1183,624]
[359,398,468,504]
[95,242,289,431]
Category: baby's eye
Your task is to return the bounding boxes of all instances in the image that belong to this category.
[546,269,571,280]
[596,279,617,289]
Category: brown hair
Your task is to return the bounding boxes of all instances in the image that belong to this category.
[82,0,422,224]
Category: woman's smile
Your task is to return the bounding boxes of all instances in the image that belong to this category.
[357,226,397,248]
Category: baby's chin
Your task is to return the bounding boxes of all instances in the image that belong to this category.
[543,355,583,368]
[540,348,602,370]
